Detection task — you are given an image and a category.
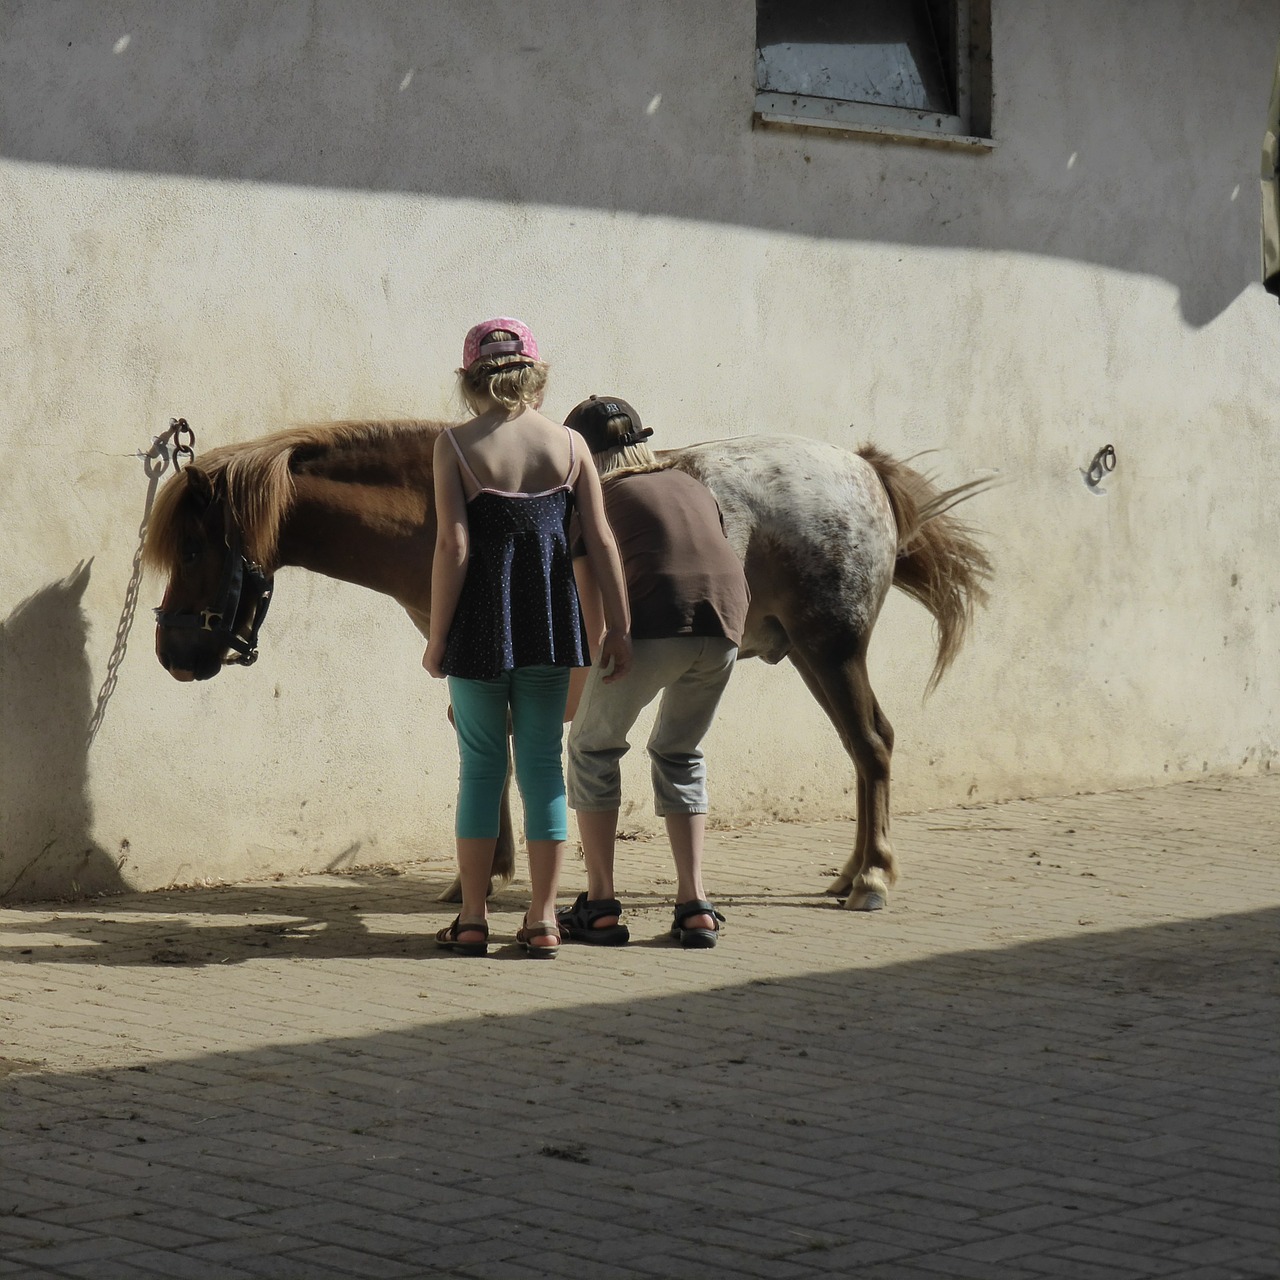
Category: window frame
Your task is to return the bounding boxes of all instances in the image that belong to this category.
[753,0,993,150]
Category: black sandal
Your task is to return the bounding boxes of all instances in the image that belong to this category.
[555,892,630,946]
[670,899,725,950]
[435,916,489,957]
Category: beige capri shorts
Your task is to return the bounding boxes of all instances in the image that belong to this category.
[566,635,737,817]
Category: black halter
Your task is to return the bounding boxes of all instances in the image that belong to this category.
[154,518,274,667]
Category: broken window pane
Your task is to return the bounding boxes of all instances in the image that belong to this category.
[757,0,956,115]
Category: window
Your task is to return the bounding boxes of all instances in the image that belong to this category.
[755,0,992,147]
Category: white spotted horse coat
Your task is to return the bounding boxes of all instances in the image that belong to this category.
[668,434,989,911]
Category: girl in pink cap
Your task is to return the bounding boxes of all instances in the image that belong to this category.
[424,319,631,958]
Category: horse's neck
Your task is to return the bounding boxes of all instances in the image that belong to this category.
[275,430,439,619]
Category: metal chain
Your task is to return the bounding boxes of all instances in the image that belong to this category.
[88,415,198,746]
[171,418,196,471]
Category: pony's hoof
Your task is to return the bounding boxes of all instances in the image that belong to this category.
[843,889,886,912]
[824,876,853,897]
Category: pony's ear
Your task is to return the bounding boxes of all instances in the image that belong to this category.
[184,467,214,509]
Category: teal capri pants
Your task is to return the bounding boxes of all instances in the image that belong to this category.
[447,666,570,841]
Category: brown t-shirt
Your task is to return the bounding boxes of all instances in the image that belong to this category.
[573,468,749,645]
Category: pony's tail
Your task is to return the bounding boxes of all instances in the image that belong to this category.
[858,444,995,694]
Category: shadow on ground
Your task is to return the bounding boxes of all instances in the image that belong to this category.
[2,909,1276,1278]
[0,874,831,967]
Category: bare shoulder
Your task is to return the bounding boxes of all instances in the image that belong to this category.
[565,425,591,463]
[526,412,577,468]
[566,427,600,486]
[433,428,459,461]
[526,409,572,443]
[445,416,482,445]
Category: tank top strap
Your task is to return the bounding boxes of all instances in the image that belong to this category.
[444,428,484,493]
[562,424,576,486]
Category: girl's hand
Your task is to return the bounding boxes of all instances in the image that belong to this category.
[597,630,632,683]
[423,643,446,679]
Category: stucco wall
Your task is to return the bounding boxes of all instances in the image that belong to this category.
[2,0,1277,901]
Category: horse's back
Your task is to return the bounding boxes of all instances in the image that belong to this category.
[666,435,898,655]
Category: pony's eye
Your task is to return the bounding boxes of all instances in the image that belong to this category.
[180,540,200,566]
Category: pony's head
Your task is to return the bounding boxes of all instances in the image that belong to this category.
[143,450,287,681]
[141,419,439,681]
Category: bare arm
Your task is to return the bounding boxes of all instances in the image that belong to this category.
[423,435,470,678]
[570,434,631,681]
[564,556,605,720]
[573,556,606,657]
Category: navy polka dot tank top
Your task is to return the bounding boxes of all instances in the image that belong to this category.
[439,427,589,680]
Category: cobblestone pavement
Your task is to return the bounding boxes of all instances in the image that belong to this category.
[1,775,1277,1280]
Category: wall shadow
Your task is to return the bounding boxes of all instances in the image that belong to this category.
[0,564,126,902]
[1,908,1275,1274]
[0,1,1269,323]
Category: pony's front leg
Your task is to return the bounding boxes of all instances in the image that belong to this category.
[790,646,897,910]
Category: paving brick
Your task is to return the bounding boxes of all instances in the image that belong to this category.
[0,1218,92,1248]
[52,1258,159,1280]
[123,1247,260,1279]
[278,1244,423,1277]
[211,1253,366,1280]
[947,1233,1062,1263]
[0,1233,137,1269]
[170,1232,327,1264]
[1162,1238,1280,1267]
[905,1255,1041,1280]
[851,1267,964,1280]
[1165,1268,1280,1280]
[1039,1247,1195,1278]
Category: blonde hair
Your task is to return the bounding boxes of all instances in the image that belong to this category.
[588,409,670,480]
[595,441,671,480]
[458,330,549,414]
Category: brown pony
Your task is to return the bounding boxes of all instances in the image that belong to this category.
[143,419,992,910]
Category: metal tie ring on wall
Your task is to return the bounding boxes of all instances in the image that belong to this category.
[1085,444,1116,488]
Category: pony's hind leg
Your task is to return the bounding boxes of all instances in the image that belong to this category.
[788,645,896,911]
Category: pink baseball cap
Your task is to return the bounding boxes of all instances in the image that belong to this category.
[462,317,540,368]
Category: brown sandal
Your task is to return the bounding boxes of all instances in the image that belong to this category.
[435,916,489,957]
[515,917,560,959]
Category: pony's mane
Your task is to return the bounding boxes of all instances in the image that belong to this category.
[142,419,449,574]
